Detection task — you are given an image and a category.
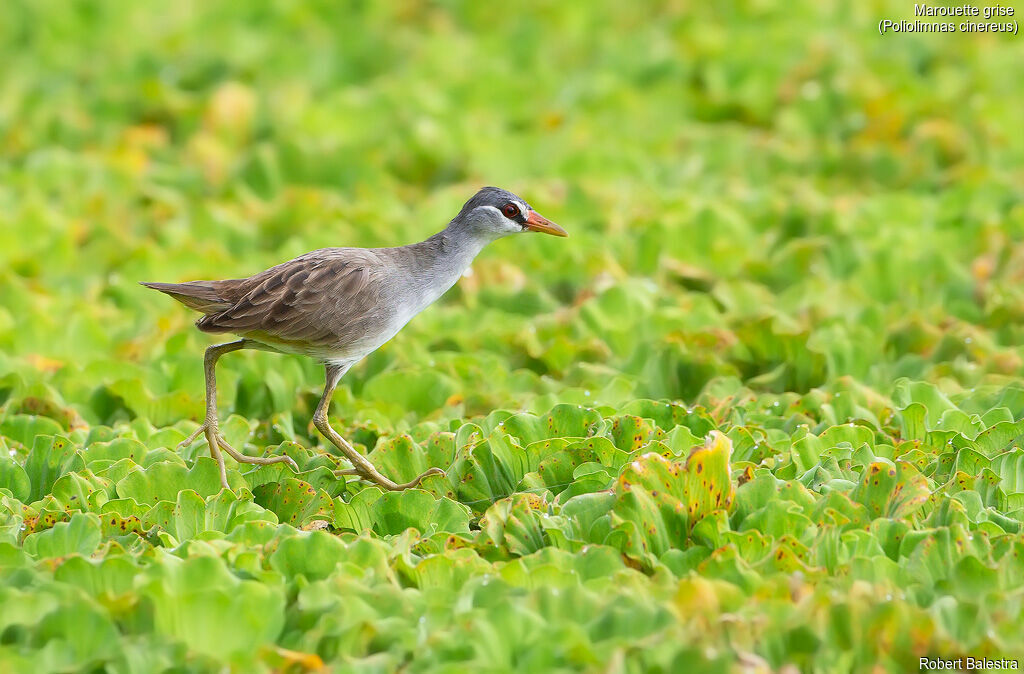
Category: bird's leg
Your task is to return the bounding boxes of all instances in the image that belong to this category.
[312,363,445,491]
[177,339,299,489]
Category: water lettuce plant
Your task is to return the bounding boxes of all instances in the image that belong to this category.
[1,1,1023,672]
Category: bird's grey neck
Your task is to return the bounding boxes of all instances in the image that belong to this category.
[401,219,495,301]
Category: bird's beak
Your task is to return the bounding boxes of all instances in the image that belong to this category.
[524,210,568,237]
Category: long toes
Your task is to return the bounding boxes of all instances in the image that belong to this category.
[257,453,300,471]
[332,466,444,490]
[177,424,208,450]
[410,467,446,484]
[390,467,446,491]
[216,437,299,471]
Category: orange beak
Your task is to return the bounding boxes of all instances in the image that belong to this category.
[524,210,568,237]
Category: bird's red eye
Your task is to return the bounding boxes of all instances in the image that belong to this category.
[502,203,520,219]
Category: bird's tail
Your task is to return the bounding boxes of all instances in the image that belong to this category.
[140,281,232,313]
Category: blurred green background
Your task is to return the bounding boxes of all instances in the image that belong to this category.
[2,1,1024,672]
[1,0,1021,430]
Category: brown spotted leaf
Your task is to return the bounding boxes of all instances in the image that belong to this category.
[610,431,734,561]
[851,460,930,520]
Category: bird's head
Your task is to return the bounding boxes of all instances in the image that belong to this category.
[454,186,567,240]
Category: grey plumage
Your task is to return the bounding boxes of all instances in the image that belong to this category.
[142,186,566,491]
[143,187,561,365]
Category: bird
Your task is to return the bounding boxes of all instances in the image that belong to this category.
[143,186,567,491]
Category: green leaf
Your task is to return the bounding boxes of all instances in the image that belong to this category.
[269,529,350,581]
[252,477,333,528]
[480,494,550,556]
[367,433,452,487]
[80,437,149,467]
[371,489,471,536]
[116,457,247,504]
[23,512,101,558]
[0,414,64,448]
[141,554,285,659]
[49,470,111,513]
[610,431,734,562]
[24,435,84,502]
[851,461,929,520]
[990,450,1024,495]
[0,456,30,502]
[33,597,121,670]
[362,368,458,416]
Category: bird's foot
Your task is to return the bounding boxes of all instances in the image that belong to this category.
[333,465,445,491]
[178,422,300,489]
[313,416,444,491]
[176,423,208,451]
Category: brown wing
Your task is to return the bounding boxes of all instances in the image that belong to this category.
[195,248,385,349]
[140,279,249,313]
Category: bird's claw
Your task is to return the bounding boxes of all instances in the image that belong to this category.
[176,423,208,451]
[390,466,446,490]
[332,465,445,491]
[178,421,301,489]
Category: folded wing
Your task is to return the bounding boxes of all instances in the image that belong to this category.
[144,248,386,351]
